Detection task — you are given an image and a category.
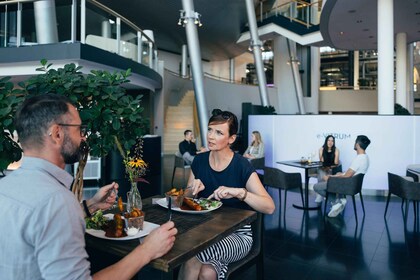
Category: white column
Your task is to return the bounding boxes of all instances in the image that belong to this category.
[181,0,209,148]
[245,0,269,106]
[396,32,407,108]
[310,46,320,114]
[181,44,188,78]
[287,39,306,114]
[377,0,394,114]
[34,0,58,44]
[407,43,415,113]
[354,50,359,90]
[229,58,235,83]
[101,20,111,38]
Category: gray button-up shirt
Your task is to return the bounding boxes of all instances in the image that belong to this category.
[0,157,92,280]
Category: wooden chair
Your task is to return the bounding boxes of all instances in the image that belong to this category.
[171,152,191,186]
[226,212,264,280]
[385,172,420,223]
[324,173,365,223]
[263,167,304,218]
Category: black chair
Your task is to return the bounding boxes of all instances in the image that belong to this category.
[250,157,265,170]
[170,152,191,186]
[226,212,264,280]
[324,173,365,223]
[385,172,420,223]
[250,157,265,182]
[263,167,304,218]
[331,164,343,175]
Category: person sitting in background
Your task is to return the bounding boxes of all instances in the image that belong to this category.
[179,129,205,165]
[0,94,177,280]
[314,135,371,217]
[243,131,264,160]
[315,135,340,203]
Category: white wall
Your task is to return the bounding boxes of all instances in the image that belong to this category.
[249,115,420,191]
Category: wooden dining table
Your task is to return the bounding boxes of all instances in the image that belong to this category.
[85,196,257,279]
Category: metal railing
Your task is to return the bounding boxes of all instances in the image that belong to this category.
[263,0,322,28]
[0,0,157,70]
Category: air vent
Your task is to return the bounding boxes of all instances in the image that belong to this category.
[74,158,101,180]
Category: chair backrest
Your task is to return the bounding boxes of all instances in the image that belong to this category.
[174,152,188,168]
[331,164,343,175]
[250,157,265,170]
[263,167,302,190]
[388,172,420,201]
[327,173,365,195]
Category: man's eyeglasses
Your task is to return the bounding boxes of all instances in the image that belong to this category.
[211,109,232,120]
[57,124,89,137]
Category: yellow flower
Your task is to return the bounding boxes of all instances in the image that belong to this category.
[129,159,147,168]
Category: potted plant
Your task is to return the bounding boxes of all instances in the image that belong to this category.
[17,60,149,200]
[0,77,25,174]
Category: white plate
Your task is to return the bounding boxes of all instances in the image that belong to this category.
[155,197,222,214]
[86,214,159,240]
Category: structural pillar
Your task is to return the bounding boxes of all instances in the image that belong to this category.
[377,0,394,114]
[181,0,209,148]
[181,44,188,78]
[245,0,269,107]
[101,20,111,38]
[407,43,415,113]
[310,46,320,114]
[287,39,306,114]
[396,32,407,108]
[34,0,58,44]
[354,50,359,90]
[229,58,235,83]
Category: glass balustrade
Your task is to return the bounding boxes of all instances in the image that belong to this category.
[0,0,156,69]
[266,0,321,28]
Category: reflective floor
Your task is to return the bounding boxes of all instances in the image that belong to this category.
[165,155,420,280]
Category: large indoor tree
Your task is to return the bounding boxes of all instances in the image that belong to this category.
[1,60,148,200]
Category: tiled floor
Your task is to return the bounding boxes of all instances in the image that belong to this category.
[164,155,420,279]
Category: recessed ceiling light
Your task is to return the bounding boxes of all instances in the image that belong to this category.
[356,20,363,23]
[363,29,369,32]
[348,10,356,13]
[340,31,344,35]
[369,36,374,38]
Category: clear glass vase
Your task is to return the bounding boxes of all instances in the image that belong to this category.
[127,181,142,212]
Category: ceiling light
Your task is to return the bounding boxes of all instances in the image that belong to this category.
[178,10,203,27]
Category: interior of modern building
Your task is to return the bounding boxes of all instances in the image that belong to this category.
[1,0,420,279]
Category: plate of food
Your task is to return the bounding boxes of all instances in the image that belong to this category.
[156,197,222,214]
[85,211,159,240]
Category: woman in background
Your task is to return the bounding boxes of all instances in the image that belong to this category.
[315,135,340,203]
[243,131,264,160]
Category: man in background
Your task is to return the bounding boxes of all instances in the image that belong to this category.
[179,129,205,165]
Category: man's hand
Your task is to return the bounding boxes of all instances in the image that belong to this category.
[87,182,119,213]
[141,221,177,261]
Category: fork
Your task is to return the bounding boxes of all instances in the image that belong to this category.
[166,196,172,221]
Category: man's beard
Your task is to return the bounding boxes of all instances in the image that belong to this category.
[61,133,84,164]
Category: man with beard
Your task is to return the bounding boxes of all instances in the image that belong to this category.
[313,135,371,217]
[0,94,177,280]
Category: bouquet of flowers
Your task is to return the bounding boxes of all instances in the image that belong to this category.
[115,137,148,210]
[116,138,149,183]
[124,153,148,183]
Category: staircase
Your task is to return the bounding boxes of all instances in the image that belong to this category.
[164,91,195,154]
